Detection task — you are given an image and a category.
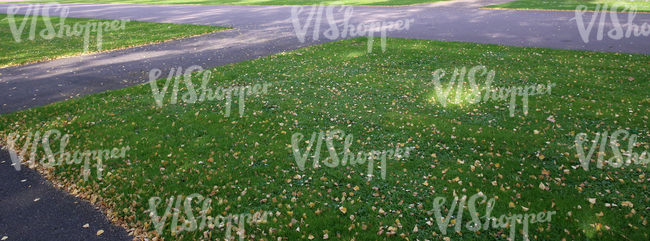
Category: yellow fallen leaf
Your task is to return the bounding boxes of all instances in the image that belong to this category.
[539,183,546,190]
[622,201,634,208]
[539,154,545,160]
[353,186,359,191]
[339,207,347,214]
[308,234,314,240]
[588,198,596,205]
[509,202,516,208]
[522,206,529,212]
[97,230,104,236]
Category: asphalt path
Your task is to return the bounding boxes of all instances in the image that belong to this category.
[0,2,648,114]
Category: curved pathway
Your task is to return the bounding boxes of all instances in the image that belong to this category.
[0,1,648,114]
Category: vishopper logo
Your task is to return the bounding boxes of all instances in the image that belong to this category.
[290,128,414,181]
[3,3,130,52]
[148,65,272,117]
[574,129,649,170]
[572,3,650,43]
[5,129,129,181]
[431,193,556,241]
[147,193,269,240]
[428,66,556,117]
[289,3,415,53]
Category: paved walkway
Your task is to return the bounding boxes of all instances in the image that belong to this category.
[1,2,648,114]
[0,1,648,240]
[0,151,132,241]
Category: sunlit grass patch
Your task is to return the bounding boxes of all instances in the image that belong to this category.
[1,38,649,240]
[485,0,650,12]
[0,13,230,68]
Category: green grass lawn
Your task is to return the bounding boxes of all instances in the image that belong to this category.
[1,38,649,240]
[5,0,448,6]
[0,14,229,68]
[485,0,650,12]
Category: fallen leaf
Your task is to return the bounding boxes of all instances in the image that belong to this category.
[546,116,556,123]
[34,198,40,202]
[308,234,314,239]
[96,230,104,236]
[339,207,347,214]
[539,183,546,190]
[622,201,634,208]
[83,223,89,228]
[588,198,596,205]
